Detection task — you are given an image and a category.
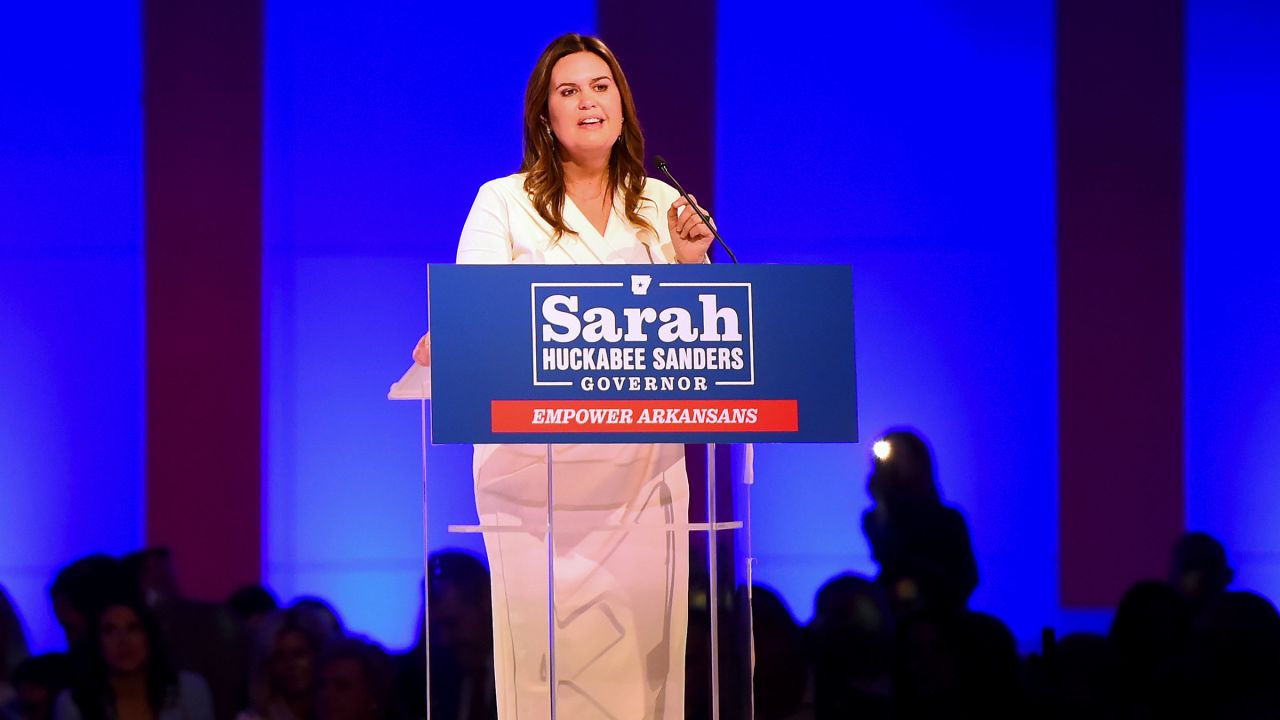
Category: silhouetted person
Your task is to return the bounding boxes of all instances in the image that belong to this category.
[807,573,892,719]
[750,586,809,720]
[684,548,747,720]
[54,596,214,720]
[227,587,280,637]
[894,609,1022,719]
[239,608,337,720]
[1168,532,1233,617]
[287,601,343,640]
[1108,580,1192,717]
[861,430,977,616]
[3,654,72,720]
[49,557,129,649]
[1190,591,1280,718]
[1030,631,1118,719]
[122,548,248,720]
[316,638,395,720]
[396,552,495,720]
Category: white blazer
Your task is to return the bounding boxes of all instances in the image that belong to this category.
[456,172,685,265]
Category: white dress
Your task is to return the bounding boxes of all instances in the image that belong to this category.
[457,173,691,720]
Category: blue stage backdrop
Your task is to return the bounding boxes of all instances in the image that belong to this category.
[0,6,144,651]
[1185,0,1280,603]
[5,0,1279,656]
[717,1,1070,640]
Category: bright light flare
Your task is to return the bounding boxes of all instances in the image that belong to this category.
[872,439,892,461]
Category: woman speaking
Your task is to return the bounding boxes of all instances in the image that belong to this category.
[414,33,716,719]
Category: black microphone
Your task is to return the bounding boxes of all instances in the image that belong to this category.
[653,155,738,264]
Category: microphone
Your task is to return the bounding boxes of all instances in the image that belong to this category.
[653,155,738,263]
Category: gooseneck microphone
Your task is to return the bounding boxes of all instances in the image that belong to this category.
[653,155,738,264]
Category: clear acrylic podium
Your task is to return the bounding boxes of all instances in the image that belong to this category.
[390,364,758,719]
[393,262,856,719]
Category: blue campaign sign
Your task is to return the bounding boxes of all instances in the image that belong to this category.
[428,264,857,444]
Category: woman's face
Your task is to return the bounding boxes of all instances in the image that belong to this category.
[100,605,149,675]
[546,51,623,163]
[270,629,315,698]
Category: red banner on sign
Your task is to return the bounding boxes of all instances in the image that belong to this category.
[491,399,799,434]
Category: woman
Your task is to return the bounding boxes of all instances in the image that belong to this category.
[861,430,978,617]
[314,638,394,720]
[414,33,715,719]
[53,598,213,720]
[238,608,337,720]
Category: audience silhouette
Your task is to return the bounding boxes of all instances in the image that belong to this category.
[749,586,808,719]
[4,653,72,720]
[395,551,496,720]
[5,428,1280,719]
[809,574,893,718]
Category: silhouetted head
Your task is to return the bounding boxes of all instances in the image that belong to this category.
[895,609,1021,715]
[316,636,395,720]
[227,584,280,628]
[1109,580,1191,682]
[425,551,492,672]
[290,597,345,637]
[247,606,338,713]
[11,653,73,720]
[1193,590,1280,699]
[751,585,806,719]
[70,595,178,720]
[1168,532,1233,607]
[867,429,939,511]
[1050,633,1118,713]
[121,547,180,606]
[809,572,894,703]
[49,555,129,647]
[812,573,894,648]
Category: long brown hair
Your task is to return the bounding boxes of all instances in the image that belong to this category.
[521,33,653,242]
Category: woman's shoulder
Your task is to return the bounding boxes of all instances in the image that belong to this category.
[640,176,680,206]
[476,172,528,198]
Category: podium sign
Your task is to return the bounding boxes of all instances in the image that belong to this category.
[428,263,856,444]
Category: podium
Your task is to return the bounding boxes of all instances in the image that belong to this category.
[391,264,857,719]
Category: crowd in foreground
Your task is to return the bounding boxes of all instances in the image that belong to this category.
[1,430,1277,720]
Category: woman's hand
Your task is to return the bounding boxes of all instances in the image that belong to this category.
[412,332,431,366]
[667,195,715,264]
